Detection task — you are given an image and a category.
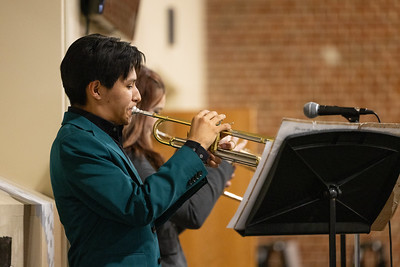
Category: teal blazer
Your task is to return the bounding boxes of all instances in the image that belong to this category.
[50,111,208,267]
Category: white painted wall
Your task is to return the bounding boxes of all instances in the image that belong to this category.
[0,0,65,197]
[133,0,206,111]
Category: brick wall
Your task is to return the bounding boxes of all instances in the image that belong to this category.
[207,0,400,266]
[207,0,400,136]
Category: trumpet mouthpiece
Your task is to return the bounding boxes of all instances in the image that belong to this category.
[132,106,154,117]
[132,106,141,114]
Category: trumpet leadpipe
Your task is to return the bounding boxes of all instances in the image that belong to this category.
[132,106,190,125]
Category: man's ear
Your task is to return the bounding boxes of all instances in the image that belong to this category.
[87,80,102,100]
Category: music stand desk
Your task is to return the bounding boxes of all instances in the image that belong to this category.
[236,129,400,267]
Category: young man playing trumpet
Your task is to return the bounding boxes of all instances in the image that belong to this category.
[50,34,231,267]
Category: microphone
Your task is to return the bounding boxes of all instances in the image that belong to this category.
[303,102,375,119]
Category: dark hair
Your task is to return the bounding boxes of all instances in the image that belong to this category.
[60,34,145,106]
[123,66,165,169]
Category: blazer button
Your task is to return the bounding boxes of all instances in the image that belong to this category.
[151,226,156,233]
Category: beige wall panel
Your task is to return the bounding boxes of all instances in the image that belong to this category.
[0,1,64,197]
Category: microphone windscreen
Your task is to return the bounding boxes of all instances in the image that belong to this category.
[303,102,319,118]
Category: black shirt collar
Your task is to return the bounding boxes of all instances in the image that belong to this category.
[68,106,123,144]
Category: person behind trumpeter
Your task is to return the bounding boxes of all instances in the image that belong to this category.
[49,34,232,267]
[123,66,245,267]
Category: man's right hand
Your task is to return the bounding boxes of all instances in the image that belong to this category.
[187,110,231,150]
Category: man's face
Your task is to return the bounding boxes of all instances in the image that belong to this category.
[101,69,141,125]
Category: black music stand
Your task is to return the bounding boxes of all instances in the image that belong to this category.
[237,130,400,267]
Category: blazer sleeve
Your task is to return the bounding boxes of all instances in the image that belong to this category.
[51,128,208,227]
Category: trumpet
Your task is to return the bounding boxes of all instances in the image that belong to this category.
[132,107,272,168]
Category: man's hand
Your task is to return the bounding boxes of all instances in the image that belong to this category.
[187,110,231,150]
[206,152,222,168]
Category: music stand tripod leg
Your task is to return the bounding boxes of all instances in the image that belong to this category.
[354,234,360,267]
[329,186,339,267]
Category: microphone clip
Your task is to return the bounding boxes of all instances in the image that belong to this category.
[341,110,361,123]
